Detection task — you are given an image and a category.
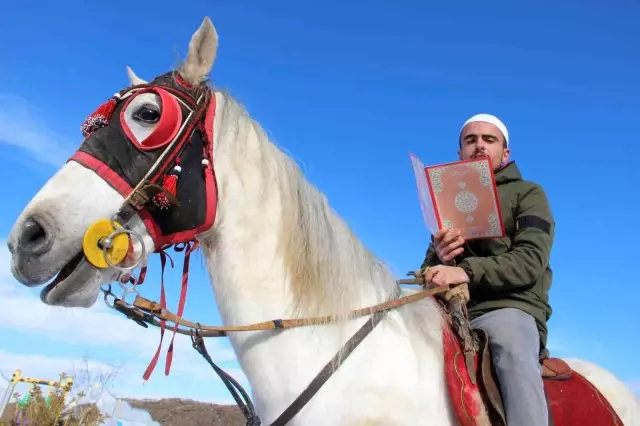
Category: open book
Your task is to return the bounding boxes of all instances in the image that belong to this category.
[409,153,505,240]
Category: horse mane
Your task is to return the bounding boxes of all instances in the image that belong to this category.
[211,91,397,315]
[206,84,443,349]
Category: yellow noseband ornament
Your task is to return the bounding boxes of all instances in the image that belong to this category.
[82,219,131,269]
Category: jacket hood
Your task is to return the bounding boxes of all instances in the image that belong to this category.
[494,161,522,185]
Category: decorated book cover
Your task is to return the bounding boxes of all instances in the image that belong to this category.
[410,154,505,240]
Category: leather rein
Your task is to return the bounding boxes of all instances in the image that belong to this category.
[106,270,449,426]
[109,274,443,337]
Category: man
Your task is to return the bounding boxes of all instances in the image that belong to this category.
[421,113,554,426]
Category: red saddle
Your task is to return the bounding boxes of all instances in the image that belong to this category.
[442,323,624,426]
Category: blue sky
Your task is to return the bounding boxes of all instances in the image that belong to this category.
[1,0,639,416]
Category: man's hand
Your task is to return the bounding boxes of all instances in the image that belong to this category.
[434,228,465,263]
[425,265,470,287]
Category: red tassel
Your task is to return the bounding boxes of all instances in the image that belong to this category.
[163,174,178,196]
[152,173,179,210]
[81,98,117,137]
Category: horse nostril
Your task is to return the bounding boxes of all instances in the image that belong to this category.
[19,218,53,255]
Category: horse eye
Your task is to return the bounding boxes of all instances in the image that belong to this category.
[133,104,160,123]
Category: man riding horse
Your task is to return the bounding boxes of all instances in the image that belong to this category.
[422,113,554,426]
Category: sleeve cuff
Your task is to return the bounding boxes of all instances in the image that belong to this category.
[459,259,476,285]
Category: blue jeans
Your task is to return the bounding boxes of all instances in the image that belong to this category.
[470,308,548,426]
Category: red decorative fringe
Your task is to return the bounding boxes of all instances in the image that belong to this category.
[142,241,198,381]
[81,98,117,137]
[152,174,179,210]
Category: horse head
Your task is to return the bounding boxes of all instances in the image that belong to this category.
[7,17,220,308]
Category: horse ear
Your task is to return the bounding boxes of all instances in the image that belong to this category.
[126,66,147,86]
[179,16,218,86]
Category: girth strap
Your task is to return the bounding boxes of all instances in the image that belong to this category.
[270,310,387,426]
[191,309,388,426]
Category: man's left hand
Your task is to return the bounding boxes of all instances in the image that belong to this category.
[425,265,470,287]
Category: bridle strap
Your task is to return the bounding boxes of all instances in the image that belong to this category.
[191,333,262,425]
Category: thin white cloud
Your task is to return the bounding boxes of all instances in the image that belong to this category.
[92,391,161,426]
[0,240,236,363]
[0,238,12,281]
[0,278,252,402]
[0,93,76,167]
[546,335,567,354]
[0,238,244,401]
[0,345,250,403]
[0,349,119,388]
[0,351,161,426]
[627,380,640,395]
[0,282,236,361]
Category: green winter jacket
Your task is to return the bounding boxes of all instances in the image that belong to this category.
[421,161,555,357]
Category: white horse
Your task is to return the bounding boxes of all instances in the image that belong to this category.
[6,16,639,426]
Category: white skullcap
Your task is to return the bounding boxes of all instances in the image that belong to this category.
[460,113,509,147]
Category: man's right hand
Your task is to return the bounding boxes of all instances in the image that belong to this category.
[434,228,465,264]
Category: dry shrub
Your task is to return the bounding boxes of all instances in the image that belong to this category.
[0,358,122,426]
[0,372,105,426]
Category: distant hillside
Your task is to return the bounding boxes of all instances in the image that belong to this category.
[125,398,245,426]
[1,399,244,426]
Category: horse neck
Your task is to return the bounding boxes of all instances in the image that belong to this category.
[194,94,452,424]
[199,92,399,329]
